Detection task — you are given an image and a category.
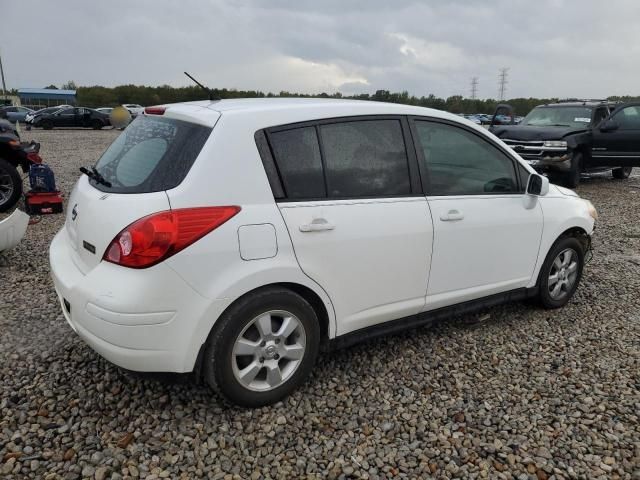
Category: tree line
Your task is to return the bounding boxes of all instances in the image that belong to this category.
[13,82,640,116]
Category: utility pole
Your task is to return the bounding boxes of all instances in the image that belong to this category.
[470,77,478,100]
[498,68,509,101]
[0,48,7,100]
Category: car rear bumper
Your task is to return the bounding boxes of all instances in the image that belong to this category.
[49,228,221,373]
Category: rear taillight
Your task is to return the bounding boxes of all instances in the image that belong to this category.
[26,152,42,164]
[144,106,166,115]
[103,206,240,268]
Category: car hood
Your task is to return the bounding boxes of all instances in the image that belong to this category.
[491,125,588,141]
[550,184,579,197]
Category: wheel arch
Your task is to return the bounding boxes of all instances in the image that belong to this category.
[192,281,334,379]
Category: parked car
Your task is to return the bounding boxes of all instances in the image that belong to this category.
[122,104,144,117]
[96,107,113,115]
[490,100,640,187]
[49,99,597,407]
[33,107,110,130]
[25,106,71,125]
[0,106,35,123]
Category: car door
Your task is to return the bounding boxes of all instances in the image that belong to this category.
[591,104,640,167]
[410,117,544,311]
[264,117,433,336]
[56,108,76,127]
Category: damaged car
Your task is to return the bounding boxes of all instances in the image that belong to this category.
[490,100,640,187]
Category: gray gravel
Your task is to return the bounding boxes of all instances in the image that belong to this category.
[1,128,639,479]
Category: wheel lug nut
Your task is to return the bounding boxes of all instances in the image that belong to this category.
[274,354,280,360]
[260,341,266,347]
[275,339,280,344]
[259,357,265,363]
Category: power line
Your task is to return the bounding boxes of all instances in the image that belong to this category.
[498,68,509,101]
[470,77,478,100]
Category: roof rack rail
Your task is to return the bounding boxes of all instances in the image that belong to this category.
[555,98,611,104]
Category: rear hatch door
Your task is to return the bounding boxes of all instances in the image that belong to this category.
[66,112,215,274]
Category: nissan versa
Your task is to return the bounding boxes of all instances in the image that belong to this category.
[49,99,598,407]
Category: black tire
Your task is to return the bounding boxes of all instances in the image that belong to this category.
[612,166,633,179]
[91,119,103,130]
[203,287,320,407]
[536,236,585,309]
[0,158,23,213]
[560,152,583,188]
[41,119,53,130]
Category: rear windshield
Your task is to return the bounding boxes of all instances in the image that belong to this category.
[92,115,212,193]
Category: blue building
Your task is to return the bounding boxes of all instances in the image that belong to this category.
[18,88,76,108]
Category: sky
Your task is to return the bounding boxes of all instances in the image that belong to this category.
[2,0,640,100]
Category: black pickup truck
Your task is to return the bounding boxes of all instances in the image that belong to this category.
[490,100,640,187]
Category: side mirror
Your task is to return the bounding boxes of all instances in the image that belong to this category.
[599,119,619,132]
[490,103,515,129]
[526,173,549,196]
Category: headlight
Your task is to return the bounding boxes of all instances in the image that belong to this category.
[582,199,598,221]
[543,140,568,148]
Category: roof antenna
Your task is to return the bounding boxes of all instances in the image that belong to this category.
[184,71,220,101]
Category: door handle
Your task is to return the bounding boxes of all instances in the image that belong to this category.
[440,209,464,222]
[299,218,335,232]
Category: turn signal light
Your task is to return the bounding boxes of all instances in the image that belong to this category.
[103,206,240,268]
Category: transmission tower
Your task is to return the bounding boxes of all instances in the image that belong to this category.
[498,68,509,101]
[470,77,478,100]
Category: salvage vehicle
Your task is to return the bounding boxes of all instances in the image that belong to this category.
[25,106,71,125]
[50,99,597,407]
[490,100,640,187]
[33,107,110,130]
[0,118,43,212]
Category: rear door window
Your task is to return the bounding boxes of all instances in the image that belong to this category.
[93,115,212,193]
[319,119,411,198]
[269,127,326,199]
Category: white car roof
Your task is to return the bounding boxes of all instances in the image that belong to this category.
[158,97,476,131]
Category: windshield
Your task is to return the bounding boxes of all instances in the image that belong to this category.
[521,106,593,128]
[92,115,212,193]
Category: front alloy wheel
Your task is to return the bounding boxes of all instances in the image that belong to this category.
[547,248,579,301]
[537,236,585,309]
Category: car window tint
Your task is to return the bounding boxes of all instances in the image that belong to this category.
[269,127,326,199]
[614,106,640,130]
[59,108,74,115]
[517,162,530,192]
[593,108,608,125]
[415,121,517,196]
[320,120,410,198]
[93,115,211,193]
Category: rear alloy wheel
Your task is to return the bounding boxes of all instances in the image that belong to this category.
[203,287,320,407]
[0,159,23,213]
[561,152,583,188]
[537,236,584,309]
[612,166,633,179]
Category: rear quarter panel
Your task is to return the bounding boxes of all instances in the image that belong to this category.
[164,114,337,349]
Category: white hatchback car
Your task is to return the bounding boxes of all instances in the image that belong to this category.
[50,99,597,406]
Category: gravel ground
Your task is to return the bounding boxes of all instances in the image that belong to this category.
[1,128,639,480]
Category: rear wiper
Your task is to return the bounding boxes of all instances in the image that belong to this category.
[80,166,112,188]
